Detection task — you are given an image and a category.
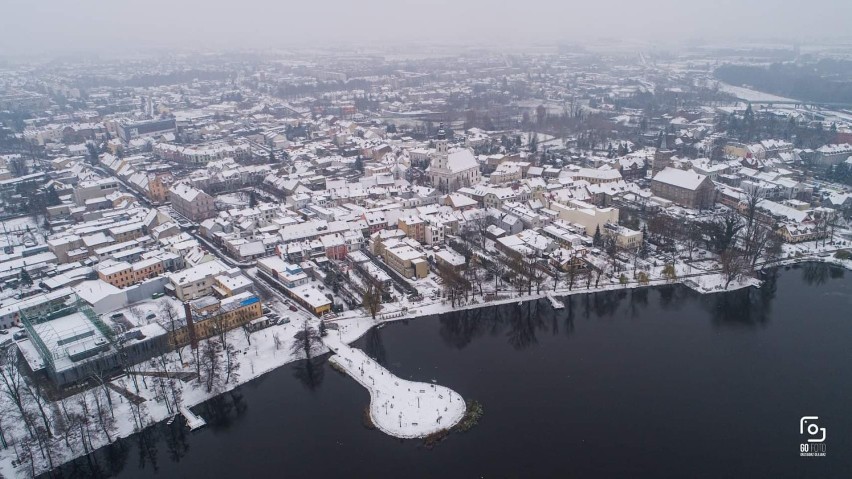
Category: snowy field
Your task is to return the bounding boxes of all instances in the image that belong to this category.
[715,82,796,103]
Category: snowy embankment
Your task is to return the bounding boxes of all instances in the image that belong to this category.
[3,251,849,477]
[326,334,465,438]
[682,274,760,294]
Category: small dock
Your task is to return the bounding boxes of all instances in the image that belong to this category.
[547,294,564,309]
[180,405,207,431]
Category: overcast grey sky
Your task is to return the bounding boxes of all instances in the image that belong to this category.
[2,0,851,55]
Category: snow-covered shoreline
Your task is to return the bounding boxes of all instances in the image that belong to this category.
[2,255,849,477]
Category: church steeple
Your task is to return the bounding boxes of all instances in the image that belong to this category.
[435,123,448,169]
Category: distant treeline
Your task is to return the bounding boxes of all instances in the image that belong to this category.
[715,59,852,104]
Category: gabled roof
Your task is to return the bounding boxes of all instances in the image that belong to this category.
[652,168,709,190]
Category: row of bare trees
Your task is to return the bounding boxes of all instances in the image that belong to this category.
[648,194,786,289]
[0,347,124,476]
[435,261,472,307]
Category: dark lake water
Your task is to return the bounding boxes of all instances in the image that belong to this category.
[50,263,852,478]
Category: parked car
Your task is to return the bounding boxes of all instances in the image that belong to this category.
[0,330,8,335]
[289,305,297,311]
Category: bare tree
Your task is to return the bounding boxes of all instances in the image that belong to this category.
[594,265,608,288]
[291,322,321,360]
[161,301,185,363]
[745,224,777,270]
[584,266,594,289]
[0,405,10,449]
[223,341,240,385]
[128,395,149,433]
[720,249,748,289]
[149,355,181,416]
[566,257,580,291]
[530,261,547,294]
[679,221,703,262]
[465,257,483,299]
[362,282,382,319]
[243,324,253,346]
[0,348,35,437]
[662,263,677,283]
[436,260,471,305]
[23,380,52,437]
[487,259,505,292]
[198,339,223,393]
[742,190,764,236]
[89,387,116,443]
[75,394,95,453]
[52,398,76,453]
[508,254,532,294]
[87,369,115,419]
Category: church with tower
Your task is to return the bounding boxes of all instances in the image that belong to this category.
[426,125,481,193]
[652,131,675,176]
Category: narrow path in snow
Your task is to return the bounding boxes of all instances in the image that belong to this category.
[106,381,146,405]
[325,333,466,439]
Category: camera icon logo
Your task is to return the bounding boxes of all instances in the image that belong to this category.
[800,416,826,443]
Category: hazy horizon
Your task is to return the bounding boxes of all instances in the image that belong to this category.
[2,0,852,57]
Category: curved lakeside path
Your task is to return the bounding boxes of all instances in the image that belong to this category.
[324,333,466,439]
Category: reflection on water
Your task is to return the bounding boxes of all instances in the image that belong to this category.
[432,265,820,346]
[801,262,845,286]
[199,390,248,430]
[49,420,188,479]
[436,287,674,349]
[699,267,777,328]
[293,356,328,392]
[364,328,388,366]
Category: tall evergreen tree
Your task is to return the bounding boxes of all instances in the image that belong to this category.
[19,268,32,287]
[45,185,61,206]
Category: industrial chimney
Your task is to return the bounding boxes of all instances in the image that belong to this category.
[183,301,198,349]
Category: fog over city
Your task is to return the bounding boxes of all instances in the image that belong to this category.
[3,0,852,55]
[2,0,852,477]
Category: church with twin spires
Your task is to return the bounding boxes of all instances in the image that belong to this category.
[426,125,481,193]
